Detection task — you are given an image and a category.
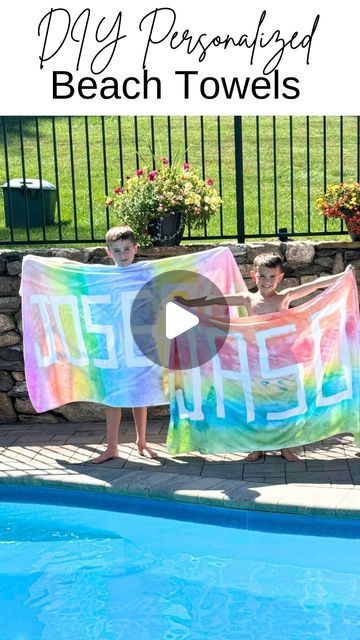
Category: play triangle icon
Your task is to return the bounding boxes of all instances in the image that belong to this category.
[130,269,230,369]
[165,301,199,340]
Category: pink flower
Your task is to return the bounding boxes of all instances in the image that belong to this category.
[183,162,190,171]
[113,187,124,194]
[148,170,158,181]
[160,157,169,165]
[206,178,214,186]
[136,169,144,177]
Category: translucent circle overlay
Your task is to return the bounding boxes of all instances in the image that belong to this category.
[130,270,230,370]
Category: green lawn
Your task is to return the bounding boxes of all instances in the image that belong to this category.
[0,116,358,246]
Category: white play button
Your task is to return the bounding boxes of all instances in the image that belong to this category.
[165,301,199,340]
[130,269,230,369]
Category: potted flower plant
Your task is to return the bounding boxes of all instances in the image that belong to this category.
[316,182,360,240]
[106,157,222,246]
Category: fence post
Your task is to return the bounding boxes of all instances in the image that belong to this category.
[233,116,245,243]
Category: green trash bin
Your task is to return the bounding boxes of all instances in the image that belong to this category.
[2,178,57,228]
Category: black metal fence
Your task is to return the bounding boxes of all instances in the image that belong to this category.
[0,115,359,246]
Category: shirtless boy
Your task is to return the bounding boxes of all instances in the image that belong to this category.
[176,253,350,462]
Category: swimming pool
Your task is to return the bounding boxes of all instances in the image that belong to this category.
[0,486,359,640]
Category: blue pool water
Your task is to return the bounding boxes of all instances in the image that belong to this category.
[0,487,359,640]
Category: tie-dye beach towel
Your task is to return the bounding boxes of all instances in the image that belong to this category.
[21,247,244,412]
[167,269,360,453]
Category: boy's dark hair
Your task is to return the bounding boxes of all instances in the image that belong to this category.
[106,225,136,246]
[253,253,283,270]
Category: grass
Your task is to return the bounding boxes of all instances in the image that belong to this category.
[0,116,359,246]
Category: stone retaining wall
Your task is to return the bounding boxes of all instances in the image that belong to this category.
[1,240,359,424]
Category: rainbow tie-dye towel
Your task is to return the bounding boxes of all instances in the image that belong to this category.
[167,269,360,454]
[21,247,244,412]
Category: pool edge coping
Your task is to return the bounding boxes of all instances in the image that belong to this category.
[0,470,359,519]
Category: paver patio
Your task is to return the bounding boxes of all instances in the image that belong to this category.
[0,419,359,518]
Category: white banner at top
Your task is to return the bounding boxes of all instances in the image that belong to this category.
[0,0,358,115]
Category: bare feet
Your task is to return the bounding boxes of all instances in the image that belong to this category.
[245,451,264,462]
[137,444,158,459]
[281,448,299,462]
[91,449,119,464]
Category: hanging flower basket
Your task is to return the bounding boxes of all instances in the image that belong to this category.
[106,158,221,246]
[316,182,360,241]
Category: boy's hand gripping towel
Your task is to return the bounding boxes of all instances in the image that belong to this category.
[167,269,360,453]
[21,247,244,412]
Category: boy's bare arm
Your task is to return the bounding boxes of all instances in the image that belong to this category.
[282,266,352,304]
[175,292,249,307]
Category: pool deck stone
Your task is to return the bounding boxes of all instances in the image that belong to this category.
[0,420,360,518]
